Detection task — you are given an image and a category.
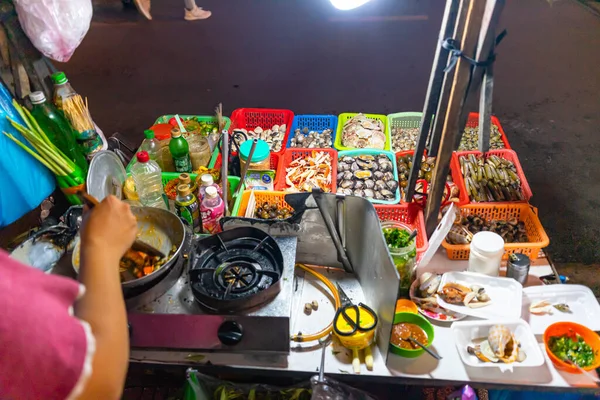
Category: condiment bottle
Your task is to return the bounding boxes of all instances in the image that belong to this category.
[506,253,530,285]
[239,139,270,173]
[200,186,224,234]
[169,128,192,173]
[28,91,88,173]
[467,231,504,276]
[175,184,201,234]
[140,129,161,168]
[130,151,167,209]
[197,173,222,200]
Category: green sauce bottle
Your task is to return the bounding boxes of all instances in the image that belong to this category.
[169,128,192,173]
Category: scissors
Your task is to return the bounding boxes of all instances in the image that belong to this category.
[333,283,378,337]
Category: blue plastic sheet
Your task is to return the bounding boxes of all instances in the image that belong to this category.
[0,83,54,227]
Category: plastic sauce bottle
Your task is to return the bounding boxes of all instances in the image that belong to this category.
[200,186,224,234]
[197,173,222,200]
[169,128,192,173]
[130,151,167,209]
[140,129,161,168]
[28,91,88,173]
[467,231,505,276]
[175,184,201,234]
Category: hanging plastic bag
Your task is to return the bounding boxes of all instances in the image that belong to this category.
[0,82,55,227]
[13,0,92,62]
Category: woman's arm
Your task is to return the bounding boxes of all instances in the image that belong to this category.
[75,196,137,400]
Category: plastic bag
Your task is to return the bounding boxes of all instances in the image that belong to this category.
[14,0,92,62]
[0,82,55,227]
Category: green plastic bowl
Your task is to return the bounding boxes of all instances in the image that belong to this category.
[389,312,435,358]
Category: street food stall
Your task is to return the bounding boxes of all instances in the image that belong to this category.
[3,0,600,398]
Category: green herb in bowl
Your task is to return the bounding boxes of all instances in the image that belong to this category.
[383,227,414,249]
[549,334,596,368]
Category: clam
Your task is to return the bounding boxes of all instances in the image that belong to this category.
[386,180,399,191]
[364,179,375,189]
[341,156,355,163]
[354,180,365,190]
[382,171,394,182]
[373,171,384,180]
[375,180,386,191]
[353,189,364,197]
[343,171,354,180]
[363,189,375,198]
[418,273,441,297]
[350,162,360,172]
[340,179,354,189]
[380,189,395,199]
[354,170,372,180]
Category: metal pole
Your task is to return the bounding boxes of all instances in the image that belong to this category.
[405,0,460,202]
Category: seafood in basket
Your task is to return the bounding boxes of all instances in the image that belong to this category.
[391,127,420,151]
[459,124,505,151]
[446,214,528,244]
[467,325,527,364]
[336,153,398,201]
[397,154,460,203]
[289,127,333,148]
[439,282,492,309]
[459,153,523,202]
[282,151,332,192]
[341,114,386,149]
[233,124,286,152]
[254,201,293,220]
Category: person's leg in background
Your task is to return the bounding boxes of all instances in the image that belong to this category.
[184,0,212,21]
[133,0,152,20]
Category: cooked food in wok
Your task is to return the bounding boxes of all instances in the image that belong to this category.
[119,246,175,282]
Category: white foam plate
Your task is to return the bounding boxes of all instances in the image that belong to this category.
[451,319,545,371]
[522,284,600,335]
[437,271,523,319]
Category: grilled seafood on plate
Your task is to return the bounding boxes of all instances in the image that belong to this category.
[439,282,491,308]
[467,324,527,364]
[529,300,571,315]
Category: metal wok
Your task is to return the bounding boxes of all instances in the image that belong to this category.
[72,206,185,291]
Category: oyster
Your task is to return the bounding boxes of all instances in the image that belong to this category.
[354,170,372,180]
[336,152,399,201]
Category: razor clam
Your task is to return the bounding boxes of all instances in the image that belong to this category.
[459,153,523,202]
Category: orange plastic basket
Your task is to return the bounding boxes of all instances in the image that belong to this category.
[441,203,549,260]
[396,150,469,206]
[374,203,429,255]
[236,190,293,218]
[452,149,532,203]
[275,148,338,193]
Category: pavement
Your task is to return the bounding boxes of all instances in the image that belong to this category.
[62,0,600,264]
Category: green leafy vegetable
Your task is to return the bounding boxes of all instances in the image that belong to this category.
[549,334,597,368]
[383,227,414,249]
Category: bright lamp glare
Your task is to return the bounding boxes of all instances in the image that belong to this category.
[330,0,371,11]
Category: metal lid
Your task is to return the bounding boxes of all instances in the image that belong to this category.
[508,253,530,268]
[86,150,126,201]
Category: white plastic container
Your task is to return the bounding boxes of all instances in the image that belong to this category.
[467,231,504,276]
[130,151,167,209]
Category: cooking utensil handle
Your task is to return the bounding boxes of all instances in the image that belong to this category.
[352,348,360,374]
[364,345,373,371]
[410,337,442,360]
[313,191,353,273]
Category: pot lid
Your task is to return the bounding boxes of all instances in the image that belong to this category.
[86,150,126,201]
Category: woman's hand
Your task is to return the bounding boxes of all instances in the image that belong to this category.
[80,195,137,263]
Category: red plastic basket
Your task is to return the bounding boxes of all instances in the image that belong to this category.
[396,150,469,207]
[463,112,511,150]
[230,108,294,154]
[275,148,338,193]
[374,203,428,255]
[452,149,532,203]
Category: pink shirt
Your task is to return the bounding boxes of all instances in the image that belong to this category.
[0,250,95,400]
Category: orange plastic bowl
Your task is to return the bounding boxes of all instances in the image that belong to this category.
[395,299,418,314]
[544,322,600,373]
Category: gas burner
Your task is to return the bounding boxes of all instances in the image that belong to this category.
[189,227,284,312]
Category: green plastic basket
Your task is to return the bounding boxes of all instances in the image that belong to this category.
[337,149,400,205]
[334,112,390,151]
[153,114,231,129]
[387,111,422,151]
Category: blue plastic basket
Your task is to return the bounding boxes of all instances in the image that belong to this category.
[337,149,400,205]
[286,114,338,148]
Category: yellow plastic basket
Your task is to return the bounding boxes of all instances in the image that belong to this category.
[236,190,293,218]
